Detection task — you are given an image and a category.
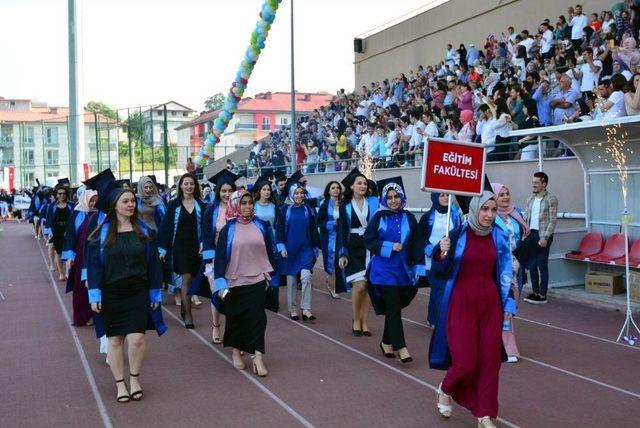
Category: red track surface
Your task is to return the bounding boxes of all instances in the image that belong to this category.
[1,222,638,427]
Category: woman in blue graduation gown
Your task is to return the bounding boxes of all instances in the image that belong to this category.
[429,191,515,427]
[45,184,74,281]
[364,177,417,363]
[413,192,462,326]
[337,168,379,336]
[276,183,321,321]
[157,173,206,329]
[317,180,344,299]
[211,190,278,376]
[61,187,98,326]
[201,169,239,344]
[86,181,167,403]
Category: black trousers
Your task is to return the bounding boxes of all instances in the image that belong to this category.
[379,287,406,350]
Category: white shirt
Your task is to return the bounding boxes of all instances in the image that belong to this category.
[530,196,542,230]
[602,18,615,34]
[570,14,589,40]
[519,38,534,57]
[425,211,453,270]
[410,121,425,147]
[479,119,498,153]
[424,121,439,139]
[603,91,627,119]
[541,30,554,54]
[565,69,582,93]
[579,61,602,92]
[521,142,538,160]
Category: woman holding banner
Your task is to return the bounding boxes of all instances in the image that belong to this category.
[413,192,462,326]
[429,190,515,428]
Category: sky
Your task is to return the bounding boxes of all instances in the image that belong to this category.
[0,0,432,113]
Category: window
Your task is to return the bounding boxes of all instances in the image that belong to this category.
[23,172,35,184]
[280,117,289,125]
[23,149,34,165]
[157,111,162,116]
[182,112,188,117]
[1,124,13,145]
[46,127,58,145]
[25,127,34,145]
[46,172,59,179]
[171,111,176,117]
[46,150,58,166]
[262,116,270,131]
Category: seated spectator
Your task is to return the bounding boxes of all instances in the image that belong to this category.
[515,99,542,160]
[624,72,640,115]
[596,74,627,119]
[614,36,640,71]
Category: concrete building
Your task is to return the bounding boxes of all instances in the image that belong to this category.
[354,0,615,90]
[0,97,117,188]
[176,92,334,170]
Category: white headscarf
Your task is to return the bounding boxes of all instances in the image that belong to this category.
[74,188,98,212]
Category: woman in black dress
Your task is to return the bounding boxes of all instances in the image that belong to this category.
[46,185,74,282]
[87,181,167,403]
[158,173,206,329]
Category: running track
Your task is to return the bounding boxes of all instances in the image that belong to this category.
[1,222,638,428]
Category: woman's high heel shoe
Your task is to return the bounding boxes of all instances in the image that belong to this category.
[436,382,452,418]
[232,350,245,370]
[398,347,413,363]
[211,323,222,344]
[477,416,497,428]
[251,356,268,377]
[379,342,394,358]
[115,379,130,403]
[129,373,143,401]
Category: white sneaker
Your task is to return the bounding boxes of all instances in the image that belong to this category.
[507,356,519,363]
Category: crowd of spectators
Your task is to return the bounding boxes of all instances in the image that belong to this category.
[241,1,640,176]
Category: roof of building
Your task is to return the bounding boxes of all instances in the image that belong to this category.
[175,92,334,131]
[0,108,113,124]
[151,101,196,112]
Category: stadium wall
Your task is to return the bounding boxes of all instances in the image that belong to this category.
[354,0,615,89]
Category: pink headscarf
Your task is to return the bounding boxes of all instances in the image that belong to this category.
[490,182,529,235]
[74,188,98,212]
[460,109,474,125]
[225,189,254,223]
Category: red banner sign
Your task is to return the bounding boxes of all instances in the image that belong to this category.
[8,166,15,191]
[421,137,486,196]
[83,163,89,181]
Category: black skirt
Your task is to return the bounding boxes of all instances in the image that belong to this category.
[223,281,267,354]
[173,208,201,275]
[344,233,367,283]
[101,279,149,337]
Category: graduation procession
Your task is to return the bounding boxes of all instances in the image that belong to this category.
[2,164,639,428]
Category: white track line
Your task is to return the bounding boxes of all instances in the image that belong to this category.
[273,312,520,428]
[415,289,639,351]
[313,287,640,400]
[37,242,113,428]
[161,308,314,428]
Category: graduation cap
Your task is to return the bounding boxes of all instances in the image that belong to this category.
[341,167,366,187]
[95,180,127,213]
[82,168,115,192]
[454,173,493,215]
[116,179,131,189]
[207,169,240,188]
[376,176,405,198]
[57,178,70,187]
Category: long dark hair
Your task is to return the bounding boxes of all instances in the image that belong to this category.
[323,180,343,201]
[214,182,237,202]
[89,189,149,247]
[252,181,277,205]
[177,172,201,200]
[342,173,369,200]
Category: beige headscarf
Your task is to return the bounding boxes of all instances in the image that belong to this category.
[467,190,495,236]
[137,176,161,207]
[74,188,98,212]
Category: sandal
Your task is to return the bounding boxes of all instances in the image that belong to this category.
[211,323,222,344]
[477,416,497,428]
[129,373,143,401]
[302,310,316,321]
[436,382,452,418]
[115,379,130,403]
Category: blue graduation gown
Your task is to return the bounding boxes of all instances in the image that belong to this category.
[275,204,320,276]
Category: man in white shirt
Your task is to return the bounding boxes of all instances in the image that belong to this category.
[403,111,424,166]
[569,5,588,49]
[540,22,555,59]
[519,31,534,59]
[357,123,375,154]
[476,104,497,153]
[597,75,628,119]
[574,47,602,99]
[445,44,456,67]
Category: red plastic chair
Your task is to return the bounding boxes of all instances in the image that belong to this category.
[565,232,605,260]
[613,237,640,267]
[591,233,628,263]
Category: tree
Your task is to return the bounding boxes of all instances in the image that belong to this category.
[85,101,118,121]
[204,93,225,112]
[122,111,145,142]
